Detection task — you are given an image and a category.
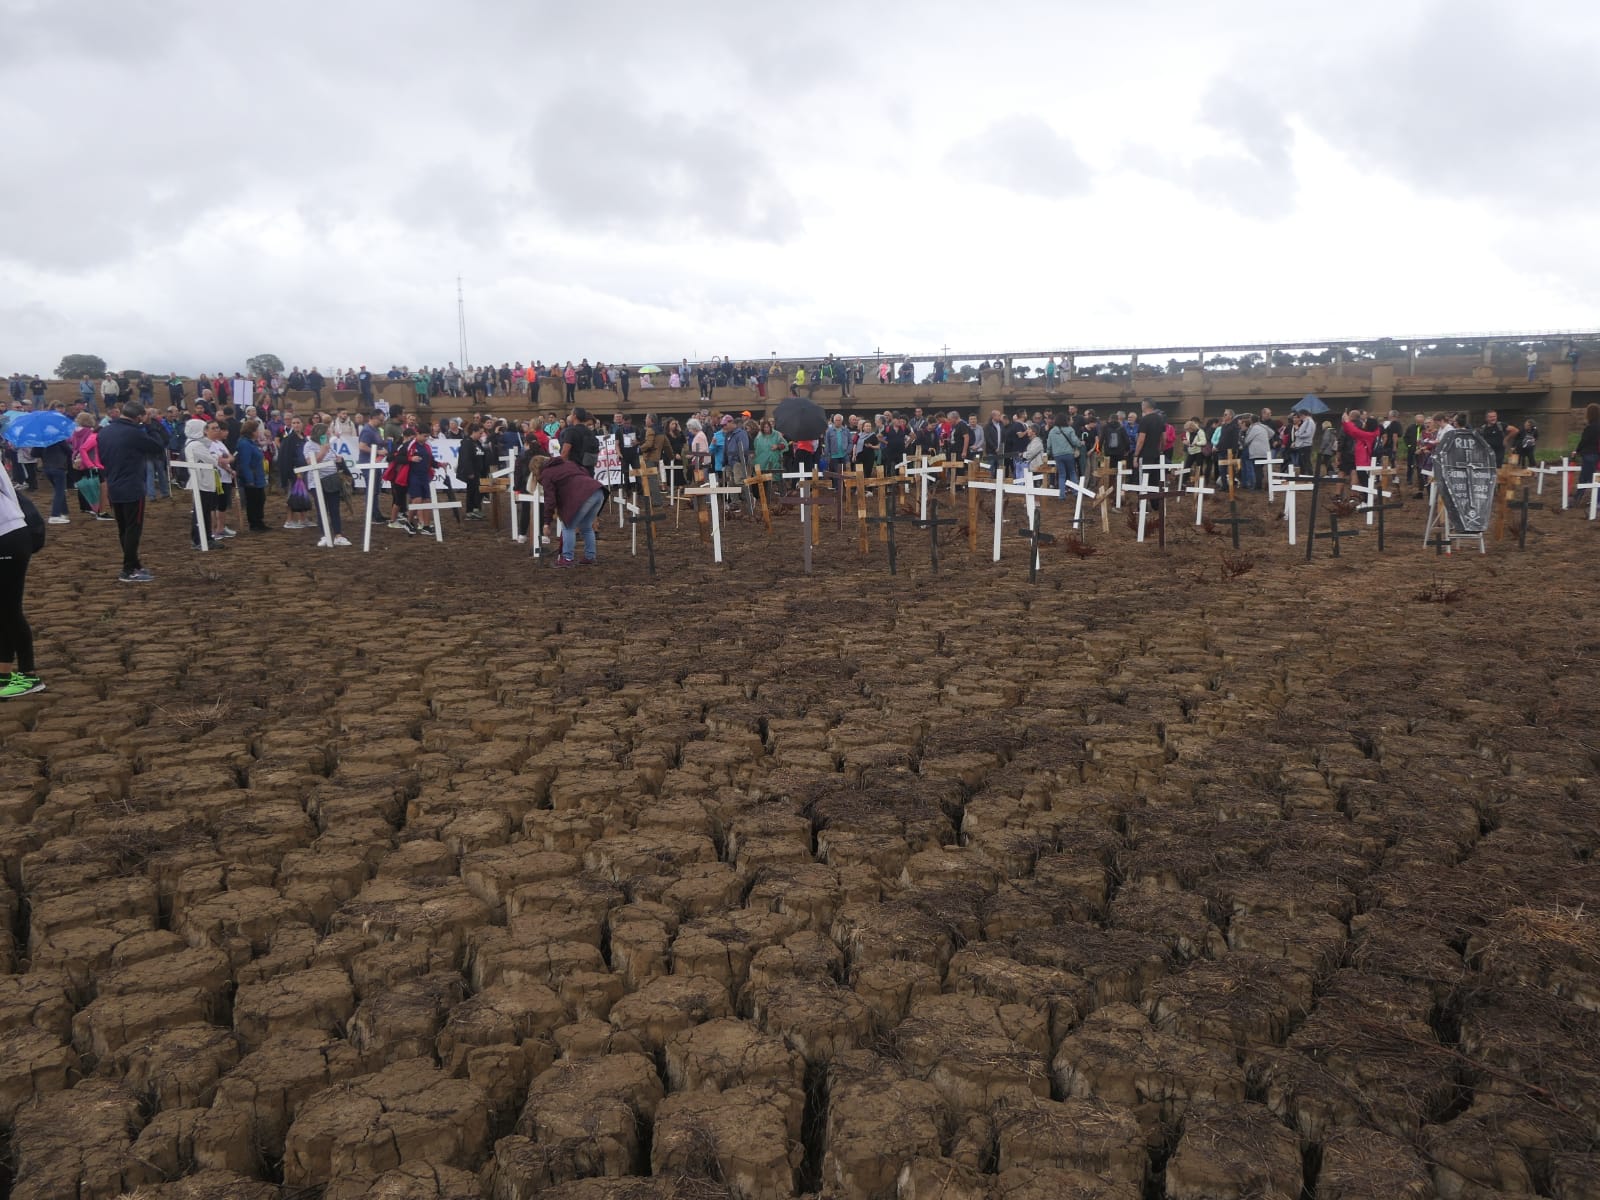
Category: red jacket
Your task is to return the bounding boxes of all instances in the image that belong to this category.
[539,457,602,523]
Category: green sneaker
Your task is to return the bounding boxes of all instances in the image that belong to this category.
[0,672,45,699]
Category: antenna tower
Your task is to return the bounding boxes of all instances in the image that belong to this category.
[457,276,469,367]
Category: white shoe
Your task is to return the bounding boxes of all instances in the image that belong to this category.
[221,527,237,537]
[316,537,332,547]
[332,536,351,546]
[513,535,527,544]
[46,516,69,525]
[284,520,301,529]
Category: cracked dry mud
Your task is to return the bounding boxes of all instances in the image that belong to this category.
[0,494,1596,1200]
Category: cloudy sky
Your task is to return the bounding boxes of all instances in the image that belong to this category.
[2,0,1595,376]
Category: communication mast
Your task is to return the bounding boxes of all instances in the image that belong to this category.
[456,276,469,367]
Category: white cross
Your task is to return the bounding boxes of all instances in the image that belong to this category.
[170,457,212,551]
[1122,480,1163,542]
[659,460,683,504]
[1352,465,1392,527]
[407,479,462,543]
[1544,457,1580,510]
[1186,475,1216,525]
[1056,475,1097,530]
[519,484,559,556]
[1114,462,1134,510]
[1279,478,1315,546]
[1576,477,1600,521]
[489,459,518,539]
[683,471,743,563]
[613,492,640,555]
[1143,456,1186,497]
[292,462,337,547]
[349,458,388,552]
[1261,457,1287,501]
[902,457,942,522]
[967,474,1007,562]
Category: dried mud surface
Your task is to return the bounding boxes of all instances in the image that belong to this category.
[1,486,1597,1200]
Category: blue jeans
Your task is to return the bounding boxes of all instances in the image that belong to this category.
[1241,457,1258,489]
[561,489,604,560]
[45,468,68,517]
[1580,453,1598,487]
[1054,454,1078,496]
[146,459,170,499]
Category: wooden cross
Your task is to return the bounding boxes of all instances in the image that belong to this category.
[966,469,1006,561]
[170,456,212,552]
[408,479,463,543]
[859,468,903,550]
[292,462,336,546]
[348,458,388,552]
[630,490,665,576]
[1303,472,1323,563]
[1187,474,1216,525]
[781,467,820,574]
[683,473,743,563]
[1279,477,1314,547]
[1218,453,1242,501]
[1507,487,1543,550]
[1314,511,1359,558]
[743,468,775,533]
[1212,499,1250,550]
[913,496,956,574]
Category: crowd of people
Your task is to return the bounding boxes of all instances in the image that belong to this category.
[4,370,1593,702]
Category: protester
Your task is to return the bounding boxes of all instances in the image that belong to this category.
[235,419,271,532]
[183,418,226,549]
[302,430,350,546]
[97,400,171,581]
[1576,402,1600,487]
[0,464,42,697]
[531,454,603,566]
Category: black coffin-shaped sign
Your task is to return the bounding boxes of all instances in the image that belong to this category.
[1434,429,1497,533]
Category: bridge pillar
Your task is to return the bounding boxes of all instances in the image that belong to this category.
[1534,362,1576,435]
[1179,369,1206,424]
[1003,356,1014,386]
[1333,348,1344,377]
[1064,355,1074,381]
[1369,364,1396,418]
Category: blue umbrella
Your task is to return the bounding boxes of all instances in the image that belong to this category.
[1290,393,1330,415]
[1,410,76,448]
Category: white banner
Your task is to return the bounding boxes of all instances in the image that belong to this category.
[428,437,465,489]
[597,434,623,487]
[232,378,254,410]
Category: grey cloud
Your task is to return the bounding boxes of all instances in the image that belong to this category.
[521,96,802,242]
[947,116,1093,198]
[1129,80,1296,219]
[1286,1,1598,210]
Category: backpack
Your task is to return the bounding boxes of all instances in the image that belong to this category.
[1104,424,1127,454]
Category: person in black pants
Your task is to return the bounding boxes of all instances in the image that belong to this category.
[0,467,42,697]
[95,400,170,583]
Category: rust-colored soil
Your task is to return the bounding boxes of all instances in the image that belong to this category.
[0,482,1596,1200]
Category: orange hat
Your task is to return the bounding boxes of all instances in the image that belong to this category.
[740,410,752,418]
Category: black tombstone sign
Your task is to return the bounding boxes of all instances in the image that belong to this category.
[1434,429,1497,534]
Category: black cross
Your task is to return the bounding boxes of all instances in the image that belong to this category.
[1155,488,1167,550]
[1507,487,1543,550]
[1315,511,1360,557]
[912,496,956,574]
[1020,505,1046,583]
[866,505,900,576]
[1426,529,1453,556]
[1303,473,1323,563]
[629,493,666,576]
[1211,499,1251,550]
[1355,498,1403,552]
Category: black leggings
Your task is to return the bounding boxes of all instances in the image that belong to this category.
[0,526,35,674]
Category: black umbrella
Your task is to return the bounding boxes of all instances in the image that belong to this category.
[773,395,827,441]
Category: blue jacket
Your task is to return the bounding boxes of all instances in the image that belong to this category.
[96,416,170,504]
[234,438,267,488]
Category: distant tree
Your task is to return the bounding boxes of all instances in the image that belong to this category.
[56,353,107,380]
[246,353,284,378]
[958,365,979,381]
[1236,353,1263,371]
[1014,365,1032,379]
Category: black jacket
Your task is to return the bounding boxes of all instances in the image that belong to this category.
[97,417,170,504]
